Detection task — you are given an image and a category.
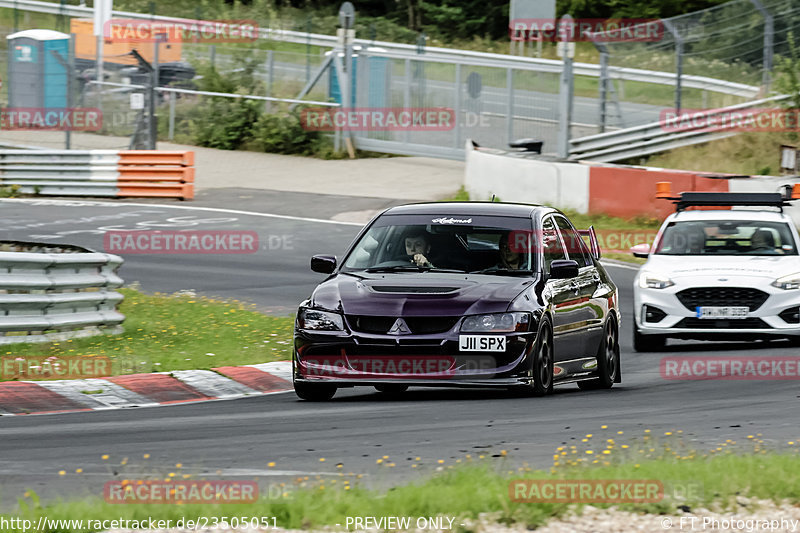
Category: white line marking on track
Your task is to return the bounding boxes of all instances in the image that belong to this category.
[0,199,365,227]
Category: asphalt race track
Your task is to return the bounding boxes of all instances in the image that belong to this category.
[1,198,799,507]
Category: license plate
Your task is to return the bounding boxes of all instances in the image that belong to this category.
[696,306,749,319]
[459,335,506,352]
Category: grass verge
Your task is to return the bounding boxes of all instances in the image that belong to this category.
[641,132,800,176]
[6,434,800,532]
[0,288,293,381]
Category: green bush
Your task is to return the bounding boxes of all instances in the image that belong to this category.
[190,96,262,150]
[244,111,323,155]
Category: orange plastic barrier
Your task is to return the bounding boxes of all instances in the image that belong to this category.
[116,151,195,200]
[588,166,729,219]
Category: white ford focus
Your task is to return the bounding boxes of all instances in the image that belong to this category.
[631,190,800,351]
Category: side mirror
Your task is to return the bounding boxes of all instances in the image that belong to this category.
[630,243,651,258]
[311,255,337,274]
[549,259,580,279]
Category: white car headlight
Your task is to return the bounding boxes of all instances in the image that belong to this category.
[461,312,530,333]
[772,272,800,290]
[298,309,345,331]
[638,272,675,290]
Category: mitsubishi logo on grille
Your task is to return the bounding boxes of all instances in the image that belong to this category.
[388,318,411,335]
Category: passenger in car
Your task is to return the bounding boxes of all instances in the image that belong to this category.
[751,229,781,254]
[498,233,526,269]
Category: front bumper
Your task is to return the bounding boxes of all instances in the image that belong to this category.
[634,280,800,339]
[293,326,538,388]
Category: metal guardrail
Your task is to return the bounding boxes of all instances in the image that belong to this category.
[568,95,791,162]
[0,241,124,345]
[0,0,761,99]
[0,149,122,196]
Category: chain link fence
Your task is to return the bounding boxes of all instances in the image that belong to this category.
[593,0,800,129]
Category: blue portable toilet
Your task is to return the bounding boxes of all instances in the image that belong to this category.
[7,29,70,109]
[328,48,390,108]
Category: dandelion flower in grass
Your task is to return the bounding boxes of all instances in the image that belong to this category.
[268,462,276,467]
[319,458,325,462]
[376,459,383,464]
[601,425,607,429]
[75,468,83,473]
[437,459,445,464]
[58,470,66,476]
[143,454,150,459]
[101,454,109,460]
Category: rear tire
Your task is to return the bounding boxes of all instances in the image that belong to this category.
[294,382,337,401]
[374,384,409,395]
[632,318,665,352]
[578,318,620,390]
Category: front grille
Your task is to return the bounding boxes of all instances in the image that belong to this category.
[674,317,771,329]
[676,287,769,312]
[347,315,460,335]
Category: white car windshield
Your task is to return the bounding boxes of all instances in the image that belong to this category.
[654,220,798,256]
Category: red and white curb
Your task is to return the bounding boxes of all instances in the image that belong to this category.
[0,361,293,416]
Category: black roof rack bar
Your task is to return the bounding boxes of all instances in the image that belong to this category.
[673,192,789,212]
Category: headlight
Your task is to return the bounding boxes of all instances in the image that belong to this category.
[772,272,800,290]
[461,312,530,333]
[638,272,675,290]
[297,309,345,331]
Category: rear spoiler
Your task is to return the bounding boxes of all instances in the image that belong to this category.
[578,226,602,261]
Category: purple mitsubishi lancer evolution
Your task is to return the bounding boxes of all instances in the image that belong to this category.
[292,202,620,401]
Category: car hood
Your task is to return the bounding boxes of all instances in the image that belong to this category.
[310,272,536,316]
[643,255,800,280]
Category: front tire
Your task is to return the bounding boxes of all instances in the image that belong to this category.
[578,318,620,390]
[632,318,665,352]
[520,316,554,396]
[294,382,337,401]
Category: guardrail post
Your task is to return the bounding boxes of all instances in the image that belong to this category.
[506,67,514,146]
[267,49,275,111]
[557,15,575,159]
[454,63,462,149]
[404,58,411,145]
[168,92,176,140]
[750,0,774,93]
[663,19,683,113]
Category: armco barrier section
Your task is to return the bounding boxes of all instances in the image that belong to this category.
[464,143,590,213]
[117,150,195,200]
[464,141,800,221]
[588,166,730,219]
[0,241,125,345]
[0,150,194,200]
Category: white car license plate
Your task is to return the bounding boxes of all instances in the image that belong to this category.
[459,335,506,352]
[696,306,749,319]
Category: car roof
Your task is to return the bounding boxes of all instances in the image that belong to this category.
[665,209,792,223]
[382,202,552,218]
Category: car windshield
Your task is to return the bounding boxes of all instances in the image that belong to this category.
[654,220,799,256]
[341,214,536,274]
